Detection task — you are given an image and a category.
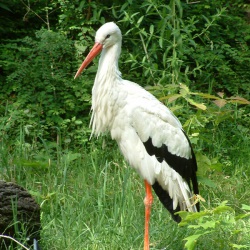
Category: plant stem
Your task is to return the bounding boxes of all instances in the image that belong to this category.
[0,235,30,250]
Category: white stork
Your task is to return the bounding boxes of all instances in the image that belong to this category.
[74,22,199,250]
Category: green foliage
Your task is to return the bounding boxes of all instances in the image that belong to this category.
[178,201,250,250]
[185,0,250,96]
[0,28,93,147]
[1,0,249,150]
[115,0,204,85]
[5,29,75,115]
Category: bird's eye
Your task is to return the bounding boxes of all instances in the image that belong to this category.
[106,34,111,39]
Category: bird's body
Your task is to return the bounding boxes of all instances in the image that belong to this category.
[75,22,199,249]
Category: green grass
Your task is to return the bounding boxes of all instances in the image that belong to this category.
[0,123,250,249]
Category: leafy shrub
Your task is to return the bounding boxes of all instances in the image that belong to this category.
[178,201,250,250]
[0,29,92,147]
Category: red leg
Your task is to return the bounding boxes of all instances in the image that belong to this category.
[144,180,153,250]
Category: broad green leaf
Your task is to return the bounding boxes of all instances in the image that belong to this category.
[64,138,71,143]
[169,105,184,113]
[186,98,207,110]
[149,25,154,35]
[178,211,211,226]
[75,120,83,125]
[213,205,234,214]
[184,231,211,250]
[0,3,13,12]
[196,153,211,167]
[175,0,183,17]
[189,220,216,229]
[241,204,250,211]
[176,210,189,220]
[160,94,182,102]
[63,152,81,163]
[202,14,211,25]
[230,244,249,249]
[130,12,140,19]
[180,83,190,93]
[184,234,201,250]
[184,211,210,221]
[137,15,144,25]
[235,213,250,220]
[159,37,163,48]
[192,92,220,100]
[210,161,223,172]
[198,176,217,188]
[74,43,87,52]
[219,201,229,206]
[180,88,188,96]
[232,229,243,235]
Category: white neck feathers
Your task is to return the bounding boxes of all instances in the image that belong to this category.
[90,42,122,137]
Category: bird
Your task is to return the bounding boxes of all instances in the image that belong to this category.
[74,22,199,250]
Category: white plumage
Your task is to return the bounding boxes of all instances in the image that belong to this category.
[75,22,199,249]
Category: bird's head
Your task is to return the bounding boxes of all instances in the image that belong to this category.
[74,22,122,79]
[95,22,122,49]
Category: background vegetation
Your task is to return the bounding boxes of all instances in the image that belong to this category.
[0,0,250,249]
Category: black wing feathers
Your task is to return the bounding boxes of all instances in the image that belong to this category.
[182,131,200,211]
[152,181,181,222]
[143,135,195,184]
[143,129,200,217]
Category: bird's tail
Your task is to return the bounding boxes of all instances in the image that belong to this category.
[152,179,198,223]
[152,181,181,222]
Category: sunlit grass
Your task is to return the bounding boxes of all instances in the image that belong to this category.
[0,124,250,249]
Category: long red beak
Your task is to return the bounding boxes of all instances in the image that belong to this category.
[74,42,103,79]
